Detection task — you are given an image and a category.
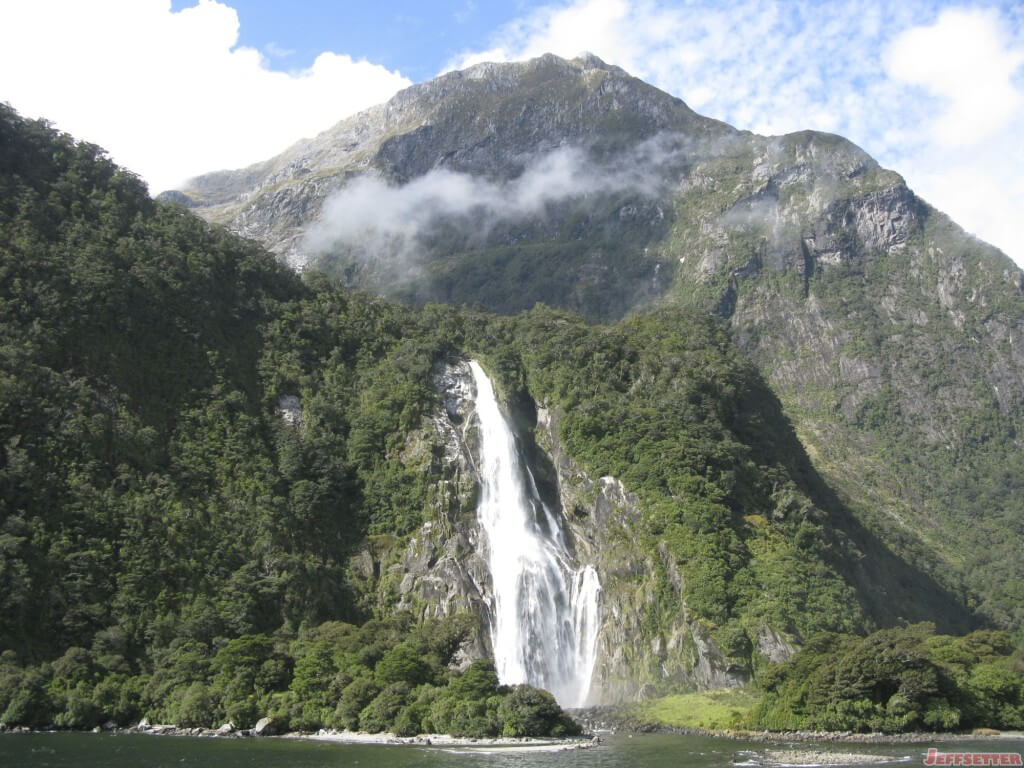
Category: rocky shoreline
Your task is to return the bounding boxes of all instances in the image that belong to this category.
[0,718,601,751]
[732,748,915,766]
[295,729,601,751]
[571,706,1024,744]
[3,714,1021,750]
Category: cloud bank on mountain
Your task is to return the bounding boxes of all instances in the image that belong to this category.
[449,0,1024,266]
[302,137,684,265]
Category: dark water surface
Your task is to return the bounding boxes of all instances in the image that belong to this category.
[2,732,1021,768]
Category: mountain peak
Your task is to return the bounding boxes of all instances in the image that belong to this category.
[570,51,619,70]
[458,51,622,81]
[176,52,723,249]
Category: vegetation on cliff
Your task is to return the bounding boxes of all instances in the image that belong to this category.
[1,101,1022,733]
[459,304,976,664]
[0,104,580,735]
[182,54,1024,636]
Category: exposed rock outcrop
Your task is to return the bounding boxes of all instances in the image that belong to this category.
[534,405,747,702]
[369,359,747,705]
[390,361,492,662]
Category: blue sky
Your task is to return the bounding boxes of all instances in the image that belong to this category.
[1,1,1022,265]
[167,0,529,81]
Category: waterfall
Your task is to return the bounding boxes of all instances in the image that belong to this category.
[468,360,601,708]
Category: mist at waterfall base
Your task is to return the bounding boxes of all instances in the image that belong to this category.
[468,361,601,709]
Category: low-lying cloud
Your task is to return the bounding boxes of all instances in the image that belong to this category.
[450,0,1024,267]
[302,137,686,264]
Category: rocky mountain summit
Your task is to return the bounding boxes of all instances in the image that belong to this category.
[8,71,1024,736]
[173,54,733,318]
[175,54,1024,630]
[176,53,727,255]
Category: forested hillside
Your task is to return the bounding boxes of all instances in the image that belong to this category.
[0,105,575,734]
[180,55,1024,633]
[1,103,1020,734]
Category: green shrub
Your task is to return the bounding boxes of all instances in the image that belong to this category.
[359,682,410,733]
[754,626,1024,733]
[497,685,581,737]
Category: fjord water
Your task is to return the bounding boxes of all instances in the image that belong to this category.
[8,732,1019,768]
[468,361,601,708]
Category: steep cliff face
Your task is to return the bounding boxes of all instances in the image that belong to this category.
[533,405,747,701]
[377,358,747,704]
[664,130,1024,626]
[377,361,492,663]
[175,53,1024,629]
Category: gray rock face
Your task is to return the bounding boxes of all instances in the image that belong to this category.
[182,54,723,221]
[378,361,754,704]
[179,51,1024,645]
[179,54,730,316]
[757,626,797,664]
[534,405,748,702]
[389,360,492,662]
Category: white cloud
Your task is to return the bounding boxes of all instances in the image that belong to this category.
[449,1,1024,267]
[264,41,296,59]
[303,138,680,265]
[881,8,1024,267]
[0,0,410,193]
[885,8,1023,146]
[2,0,1021,266]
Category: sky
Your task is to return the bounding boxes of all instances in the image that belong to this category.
[0,1,1022,266]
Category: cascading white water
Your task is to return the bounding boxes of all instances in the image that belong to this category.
[468,360,601,708]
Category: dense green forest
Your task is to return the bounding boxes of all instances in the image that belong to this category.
[0,104,526,732]
[1,104,1022,734]
[183,52,1024,641]
[754,625,1024,733]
